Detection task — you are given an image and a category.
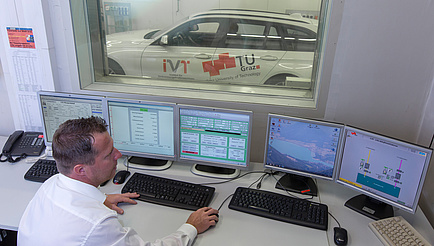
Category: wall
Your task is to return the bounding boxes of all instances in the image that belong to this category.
[0,0,433,225]
[324,0,434,226]
[0,62,15,136]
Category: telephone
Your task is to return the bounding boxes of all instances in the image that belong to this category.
[1,131,45,163]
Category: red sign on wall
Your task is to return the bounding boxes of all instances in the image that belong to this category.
[7,27,35,49]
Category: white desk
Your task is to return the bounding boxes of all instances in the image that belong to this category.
[1,136,433,245]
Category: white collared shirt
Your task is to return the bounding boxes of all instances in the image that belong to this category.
[18,174,197,246]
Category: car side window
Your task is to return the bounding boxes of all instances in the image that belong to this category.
[224,20,267,49]
[166,19,221,47]
[283,25,316,52]
[264,26,282,50]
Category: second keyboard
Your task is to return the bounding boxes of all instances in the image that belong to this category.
[229,187,328,230]
[24,159,58,183]
[121,172,215,211]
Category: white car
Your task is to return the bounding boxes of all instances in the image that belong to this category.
[106,9,318,86]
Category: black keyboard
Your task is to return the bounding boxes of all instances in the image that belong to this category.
[121,172,215,211]
[229,187,328,230]
[24,159,58,182]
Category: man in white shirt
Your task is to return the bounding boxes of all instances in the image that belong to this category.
[18,116,219,246]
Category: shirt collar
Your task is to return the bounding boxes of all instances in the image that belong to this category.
[58,173,107,203]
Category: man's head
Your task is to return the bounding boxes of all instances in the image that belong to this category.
[53,116,121,186]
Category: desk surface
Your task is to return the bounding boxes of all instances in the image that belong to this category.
[1,136,433,245]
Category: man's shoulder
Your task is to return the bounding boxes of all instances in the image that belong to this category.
[36,174,117,223]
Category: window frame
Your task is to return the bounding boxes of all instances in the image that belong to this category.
[70,0,335,109]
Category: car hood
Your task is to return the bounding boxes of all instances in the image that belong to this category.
[106,29,158,45]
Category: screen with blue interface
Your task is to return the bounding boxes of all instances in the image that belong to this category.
[337,127,432,213]
[108,100,176,160]
[38,92,104,144]
[264,114,344,180]
[179,106,252,168]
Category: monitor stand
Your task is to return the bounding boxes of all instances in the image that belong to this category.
[344,194,394,220]
[275,173,318,196]
[124,156,172,171]
[191,164,240,179]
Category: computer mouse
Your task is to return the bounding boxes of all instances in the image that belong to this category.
[334,227,348,246]
[113,170,130,185]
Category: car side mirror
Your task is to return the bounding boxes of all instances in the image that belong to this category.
[160,35,168,45]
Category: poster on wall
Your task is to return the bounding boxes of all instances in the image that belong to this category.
[6,27,35,49]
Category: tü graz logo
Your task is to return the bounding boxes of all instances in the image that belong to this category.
[163,59,190,73]
[202,53,260,76]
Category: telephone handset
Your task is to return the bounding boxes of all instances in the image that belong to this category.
[1,131,45,163]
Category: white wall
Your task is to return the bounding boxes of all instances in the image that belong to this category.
[324,0,434,226]
[0,62,15,136]
[325,1,434,144]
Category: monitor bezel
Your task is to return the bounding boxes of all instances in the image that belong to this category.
[106,97,178,162]
[177,104,253,171]
[336,125,433,214]
[37,90,108,148]
[263,114,345,181]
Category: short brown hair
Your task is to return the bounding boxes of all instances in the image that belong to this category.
[52,116,108,174]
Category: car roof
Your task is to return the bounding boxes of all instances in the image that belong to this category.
[190,9,318,25]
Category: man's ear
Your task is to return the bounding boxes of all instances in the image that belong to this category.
[72,164,87,177]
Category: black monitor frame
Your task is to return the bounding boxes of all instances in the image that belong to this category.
[264,114,345,196]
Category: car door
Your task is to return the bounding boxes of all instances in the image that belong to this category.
[140,18,220,82]
[209,19,285,85]
[267,23,316,86]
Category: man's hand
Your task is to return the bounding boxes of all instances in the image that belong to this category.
[104,192,140,214]
[186,207,219,234]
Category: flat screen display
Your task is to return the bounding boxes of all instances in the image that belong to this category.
[264,114,344,180]
[107,99,176,160]
[38,91,105,146]
[178,105,252,169]
[337,126,432,213]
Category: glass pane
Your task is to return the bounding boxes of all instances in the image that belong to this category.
[73,1,329,106]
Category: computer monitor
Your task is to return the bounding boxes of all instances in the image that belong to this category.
[107,98,177,170]
[264,114,344,196]
[336,126,432,220]
[38,91,106,155]
[178,105,253,178]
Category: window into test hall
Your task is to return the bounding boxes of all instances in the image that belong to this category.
[72,0,330,107]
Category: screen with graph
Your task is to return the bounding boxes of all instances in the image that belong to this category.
[337,126,432,214]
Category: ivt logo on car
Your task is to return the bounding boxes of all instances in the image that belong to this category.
[202,53,260,77]
[163,59,190,74]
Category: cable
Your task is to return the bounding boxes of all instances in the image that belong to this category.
[199,170,267,186]
[328,211,341,228]
[217,193,234,211]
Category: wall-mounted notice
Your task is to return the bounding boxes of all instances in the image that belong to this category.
[7,27,35,49]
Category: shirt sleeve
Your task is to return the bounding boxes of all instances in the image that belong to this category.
[84,215,197,246]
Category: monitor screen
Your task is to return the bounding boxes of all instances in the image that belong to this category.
[178,105,252,176]
[264,114,344,195]
[107,99,177,164]
[337,126,432,217]
[38,91,106,148]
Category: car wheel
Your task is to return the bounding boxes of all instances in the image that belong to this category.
[108,59,126,75]
[264,74,296,86]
